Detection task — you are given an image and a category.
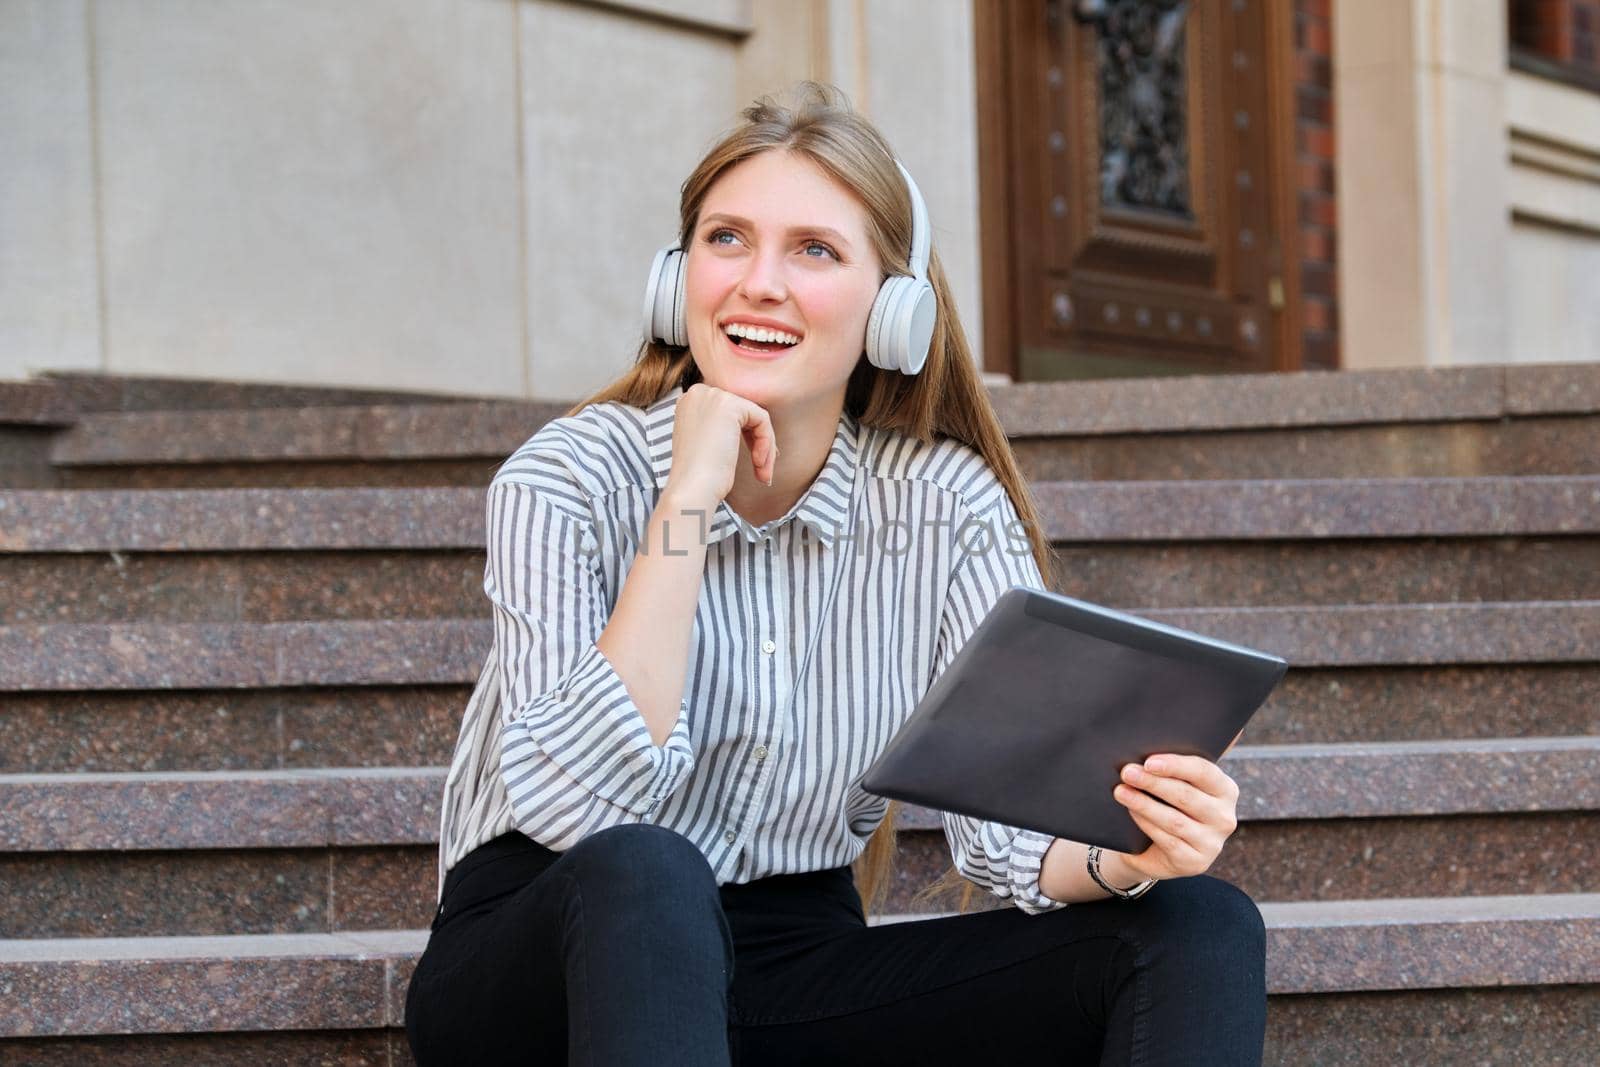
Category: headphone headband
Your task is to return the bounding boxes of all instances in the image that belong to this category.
[894,159,930,281]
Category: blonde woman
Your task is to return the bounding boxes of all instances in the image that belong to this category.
[405,81,1266,1066]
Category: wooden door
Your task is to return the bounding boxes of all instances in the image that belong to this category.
[977,0,1304,380]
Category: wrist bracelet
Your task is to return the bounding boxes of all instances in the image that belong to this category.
[1086,845,1157,900]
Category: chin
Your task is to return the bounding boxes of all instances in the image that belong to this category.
[713,375,785,406]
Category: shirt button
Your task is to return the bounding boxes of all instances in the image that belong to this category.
[754,745,768,761]
[761,639,776,654]
[724,830,737,844]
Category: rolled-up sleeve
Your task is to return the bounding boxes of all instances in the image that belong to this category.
[930,476,1070,915]
[489,468,695,849]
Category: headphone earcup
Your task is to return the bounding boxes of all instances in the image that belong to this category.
[864,283,893,371]
[642,245,689,348]
[865,274,936,375]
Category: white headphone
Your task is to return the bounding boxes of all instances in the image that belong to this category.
[641,158,936,376]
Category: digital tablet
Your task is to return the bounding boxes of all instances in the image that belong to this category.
[860,586,1289,855]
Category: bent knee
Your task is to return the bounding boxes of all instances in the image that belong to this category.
[565,823,717,895]
[1136,874,1265,947]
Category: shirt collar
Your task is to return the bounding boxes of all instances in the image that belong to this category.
[644,384,861,550]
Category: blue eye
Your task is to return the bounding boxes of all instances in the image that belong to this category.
[704,228,837,260]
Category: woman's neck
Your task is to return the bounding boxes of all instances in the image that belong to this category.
[723,399,843,526]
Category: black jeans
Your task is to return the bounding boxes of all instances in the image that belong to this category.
[404,823,1266,1066]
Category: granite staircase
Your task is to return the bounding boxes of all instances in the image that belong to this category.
[1,366,1597,1064]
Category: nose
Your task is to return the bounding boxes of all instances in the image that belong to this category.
[736,245,788,304]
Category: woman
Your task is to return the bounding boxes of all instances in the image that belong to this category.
[405,81,1266,1066]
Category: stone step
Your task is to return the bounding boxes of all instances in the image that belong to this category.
[1,480,1596,623]
[6,478,1597,552]
[6,740,1590,852]
[0,549,488,625]
[1248,663,1600,744]
[1,611,1596,778]
[4,602,1594,695]
[10,812,1592,939]
[0,430,59,490]
[5,534,1599,625]
[0,894,1595,1067]
[0,619,487,691]
[0,739,1594,936]
[44,401,562,489]
[1001,362,1600,482]
[0,381,77,427]
[34,364,1600,487]
[44,410,1600,489]
[989,363,1600,435]
[0,382,74,489]
[1,685,470,775]
[5,661,1597,777]
[1,372,488,491]
[37,368,481,413]
[1013,413,1600,482]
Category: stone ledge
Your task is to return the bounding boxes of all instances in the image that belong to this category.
[1034,476,1600,540]
[1505,364,1600,415]
[1143,601,1600,667]
[0,619,487,691]
[2,604,1598,692]
[0,487,483,551]
[50,401,563,466]
[3,814,1595,939]
[3,477,1598,552]
[0,768,440,851]
[0,926,425,964]
[4,738,1595,851]
[989,364,1600,436]
[1260,893,1600,994]
[3,896,1598,1036]
[39,365,1600,468]
[0,929,420,1038]
[0,383,76,427]
[37,370,484,413]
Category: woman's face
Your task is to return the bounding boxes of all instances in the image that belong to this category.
[684,149,884,416]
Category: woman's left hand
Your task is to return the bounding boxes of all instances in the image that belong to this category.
[1107,750,1241,883]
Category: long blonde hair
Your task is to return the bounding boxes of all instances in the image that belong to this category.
[561,81,1057,921]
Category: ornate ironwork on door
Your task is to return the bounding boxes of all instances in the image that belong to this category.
[1085,0,1195,219]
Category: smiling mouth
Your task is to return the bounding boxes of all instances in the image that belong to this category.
[724,331,801,356]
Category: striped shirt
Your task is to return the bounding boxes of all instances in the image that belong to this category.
[435,383,1070,915]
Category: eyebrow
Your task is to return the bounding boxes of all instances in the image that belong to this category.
[699,213,854,252]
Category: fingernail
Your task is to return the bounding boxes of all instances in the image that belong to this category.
[1146,758,1165,773]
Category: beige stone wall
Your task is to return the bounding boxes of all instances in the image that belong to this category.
[1505,71,1600,364]
[1334,0,1598,368]
[0,0,987,400]
[1334,0,1512,368]
[0,0,101,377]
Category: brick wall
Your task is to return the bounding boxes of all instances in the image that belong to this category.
[1295,0,1338,370]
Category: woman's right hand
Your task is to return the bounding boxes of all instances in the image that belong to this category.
[663,383,779,504]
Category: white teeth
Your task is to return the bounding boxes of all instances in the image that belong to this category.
[724,322,801,345]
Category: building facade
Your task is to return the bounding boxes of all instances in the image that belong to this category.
[3,0,1596,398]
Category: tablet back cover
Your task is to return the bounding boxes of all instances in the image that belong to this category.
[860,587,1287,855]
